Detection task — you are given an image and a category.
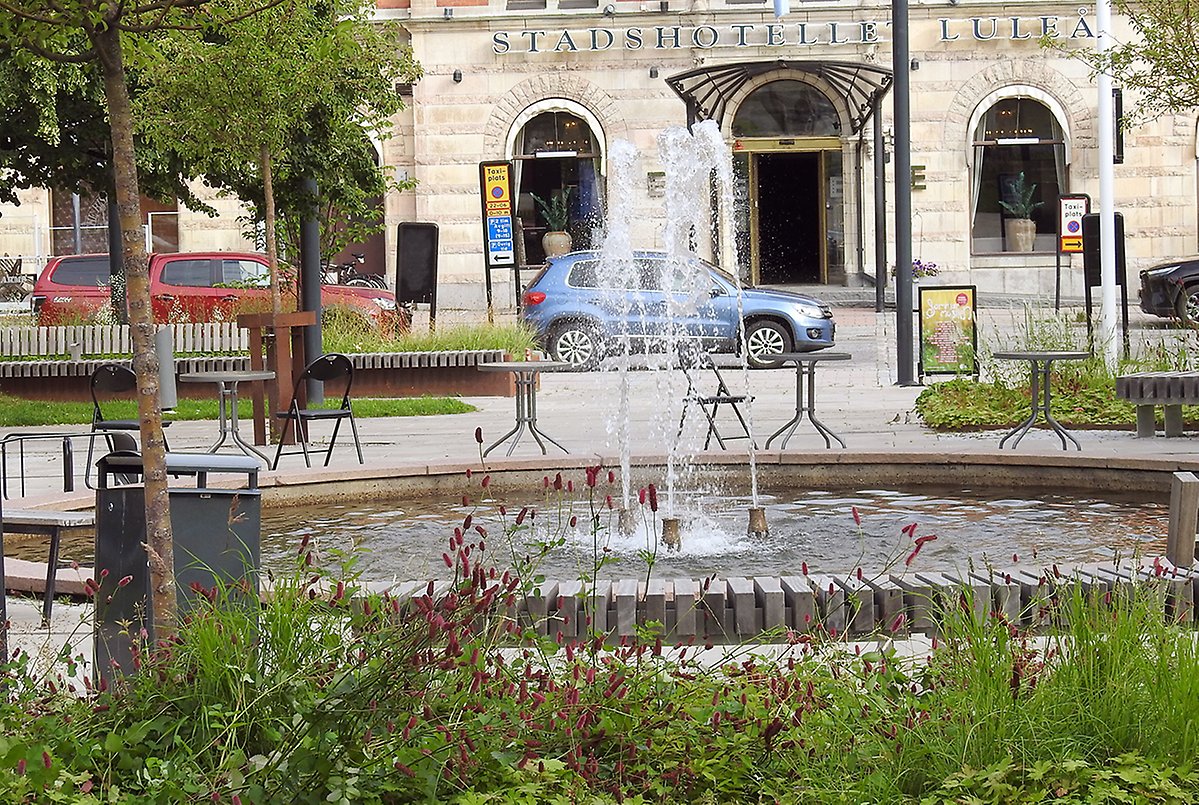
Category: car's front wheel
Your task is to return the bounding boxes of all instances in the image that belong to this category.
[549,321,604,370]
[744,320,792,369]
[1176,285,1199,327]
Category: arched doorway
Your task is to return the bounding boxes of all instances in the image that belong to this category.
[731,80,844,285]
[510,107,604,264]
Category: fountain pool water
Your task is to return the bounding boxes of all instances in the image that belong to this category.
[255,485,1167,583]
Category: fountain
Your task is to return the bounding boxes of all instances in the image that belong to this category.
[596,121,766,547]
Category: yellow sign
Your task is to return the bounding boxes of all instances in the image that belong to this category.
[1060,236,1083,252]
[918,285,977,376]
[484,164,511,215]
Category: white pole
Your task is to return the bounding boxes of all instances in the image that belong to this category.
[1096,0,1118,367]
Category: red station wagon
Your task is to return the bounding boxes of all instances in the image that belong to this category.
[32,252,403,328]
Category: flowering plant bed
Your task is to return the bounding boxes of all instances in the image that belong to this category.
[5,466,1199,803]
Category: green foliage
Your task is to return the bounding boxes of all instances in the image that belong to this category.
[5,470,1199,803]
[921,754,1199,804]
[916,308,1199,429]
[0,393,471,426]
[532,187,573,231]
[997,171,1044,219]
[134,0,422,267]
[1049,0,1199,120]
[322,317,539,356]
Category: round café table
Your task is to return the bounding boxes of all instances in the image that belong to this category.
[764,351,852,450]
[992,350,1090,450]
[179,369,276,463]
[477,360,571,457]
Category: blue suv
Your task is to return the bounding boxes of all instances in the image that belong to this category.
[520,250,835,370]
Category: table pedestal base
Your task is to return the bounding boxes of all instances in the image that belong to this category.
[997,357,1082,451]
[483,371,569,458]
[765,358,847,450]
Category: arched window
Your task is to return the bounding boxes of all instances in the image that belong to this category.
[732,80,841,138]
[970,96,1066,253]
[512,109,604,262]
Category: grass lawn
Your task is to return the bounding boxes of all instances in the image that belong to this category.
[0,394,474,427]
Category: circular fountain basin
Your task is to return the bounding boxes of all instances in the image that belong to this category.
[261,482,1166,583]
[7,452,1194,590]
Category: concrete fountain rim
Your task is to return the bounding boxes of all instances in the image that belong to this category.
[25,448,1198,513]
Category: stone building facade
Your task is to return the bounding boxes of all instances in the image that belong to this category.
[2,0,1196,310]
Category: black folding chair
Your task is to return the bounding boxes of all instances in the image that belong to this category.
[271,353,364,469]
[85,363,170,488]
[676,347,756,450]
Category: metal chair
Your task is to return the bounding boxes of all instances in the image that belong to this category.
[676,346,756,450]
[271,353,364,469]
[85,364,170,488]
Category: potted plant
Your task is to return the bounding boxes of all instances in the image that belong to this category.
[998,172,1043,253]
[532,187,573,258]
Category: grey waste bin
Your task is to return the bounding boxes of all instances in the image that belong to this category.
[94,452,261,683]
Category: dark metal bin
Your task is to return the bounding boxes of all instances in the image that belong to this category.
[94,452,261,682]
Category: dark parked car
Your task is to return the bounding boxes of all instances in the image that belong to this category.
[1139,257,1199,326]
[519,250,835,370]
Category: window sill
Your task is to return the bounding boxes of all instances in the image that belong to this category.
[969,253,1063,270]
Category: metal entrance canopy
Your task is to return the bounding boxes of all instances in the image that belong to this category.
[666,60,894,134]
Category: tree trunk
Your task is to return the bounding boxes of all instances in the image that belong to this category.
[95,25,177,639]
[262,144,281,316]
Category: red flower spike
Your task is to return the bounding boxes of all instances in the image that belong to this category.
[801,562,808,576]
[474,427,484,444]
[852,506,861,526]
[567,479,574,493]
[553,473,563,491]
[117,575,133,588]
[482,474,491,488]
[639,488,647,505]
[608,470,615,484]
[856,567,863,581]
[1012,553,1019,563]
[465,468,473,479]
[605,495,613,510]
[647,483,658,512]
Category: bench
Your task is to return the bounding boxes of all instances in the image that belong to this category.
[4,508,95,625]
[1115,372,1199,437]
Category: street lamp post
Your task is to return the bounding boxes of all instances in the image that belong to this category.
[893,0,915,385]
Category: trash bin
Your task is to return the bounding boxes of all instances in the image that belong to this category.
[93,452,262,683]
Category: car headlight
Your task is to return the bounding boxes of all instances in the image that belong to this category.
[795,303,825,319]
[372,297,397,310]
[1144,265,1178,277]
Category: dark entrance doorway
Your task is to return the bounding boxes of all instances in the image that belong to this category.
[757,152,821,284]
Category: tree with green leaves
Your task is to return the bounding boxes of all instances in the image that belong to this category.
[0,50,209,317]
[1061,0,1199,118]
[0,0,285,639]
[134,0,419,309]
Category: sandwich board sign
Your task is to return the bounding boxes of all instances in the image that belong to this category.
[918,285,978,378]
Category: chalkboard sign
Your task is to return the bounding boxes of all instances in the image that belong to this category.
[918,285,978,378]
[396,222,439,307]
